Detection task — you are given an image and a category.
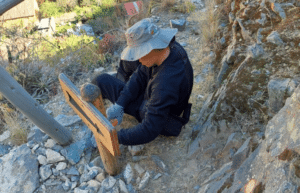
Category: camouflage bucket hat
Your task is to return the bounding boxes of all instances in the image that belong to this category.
[121,18,178,61]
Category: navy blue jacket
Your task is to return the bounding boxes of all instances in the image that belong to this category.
[116,37,194,145]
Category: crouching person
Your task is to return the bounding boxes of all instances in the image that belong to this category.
[81,18,194,146]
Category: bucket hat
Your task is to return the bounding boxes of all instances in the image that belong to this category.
[121,18,178,61]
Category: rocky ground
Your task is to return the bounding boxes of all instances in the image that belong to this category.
[2,0,300,192]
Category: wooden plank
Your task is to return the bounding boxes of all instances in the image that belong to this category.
[58,73,120,156]
[0,65,72,146]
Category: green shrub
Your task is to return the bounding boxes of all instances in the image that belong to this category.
[78,0,92,7]
[39,0,65,18]
[57,0,78,12]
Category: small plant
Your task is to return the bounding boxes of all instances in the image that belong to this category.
[39,0,65,18]
[185,1,196,13]
[194,0,222,45]
[0,104,28,146]
[57,0,78,13]
[170,0,195,13]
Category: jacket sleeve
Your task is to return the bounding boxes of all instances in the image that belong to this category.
[116,64,148,109]
[117,88,179,145]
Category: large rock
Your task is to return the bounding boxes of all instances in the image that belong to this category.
[267,78,299,116]
[0,144,39,193]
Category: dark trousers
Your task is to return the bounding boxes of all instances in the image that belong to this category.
[91,73,144,123]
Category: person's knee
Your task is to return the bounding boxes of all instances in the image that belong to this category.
[91,74,111,86]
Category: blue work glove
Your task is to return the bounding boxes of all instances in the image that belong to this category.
[106,103,124,125]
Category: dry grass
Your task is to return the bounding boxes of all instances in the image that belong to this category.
[170,0,196,14]
[0,104,28,146]
[193,0,222,46]
[161,0,175,9]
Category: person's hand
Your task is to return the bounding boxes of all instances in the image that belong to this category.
[106,103,124,125]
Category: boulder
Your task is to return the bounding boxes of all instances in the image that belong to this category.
[0,144,39,193]
[267,78,299,116]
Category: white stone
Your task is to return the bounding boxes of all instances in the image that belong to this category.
[96,172,105,182]
[38,155,47,165]
[46,149,65,164]
[119,179,129,193]
[94,67,105,73]
[45,139,56,148]
[56,162,67,171]
[134,164,145,176]
[31,144,39,154]
[138,171,150,190]
[87,180,101,191]
[74,188,89,193]
[0,130,10,142]
[128,145,145,156]
[101,176,117,190]
[123,163,134,184]
[90,166,104,174]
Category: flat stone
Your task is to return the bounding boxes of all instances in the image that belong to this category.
[132,156,148,162]
[153,173,162,180]
[40,164,52,181]
[134,164,145,176]
[138,171,150,190]
[46,149,65,164]
[151,155,169,174]
[170,19,186,31]
[123,163,134,184]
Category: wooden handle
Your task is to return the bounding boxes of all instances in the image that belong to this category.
[110,119,118,127]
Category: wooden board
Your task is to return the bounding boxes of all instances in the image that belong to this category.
[58,73,120,157]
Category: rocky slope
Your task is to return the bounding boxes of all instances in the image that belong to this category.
[1,0,300,192]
